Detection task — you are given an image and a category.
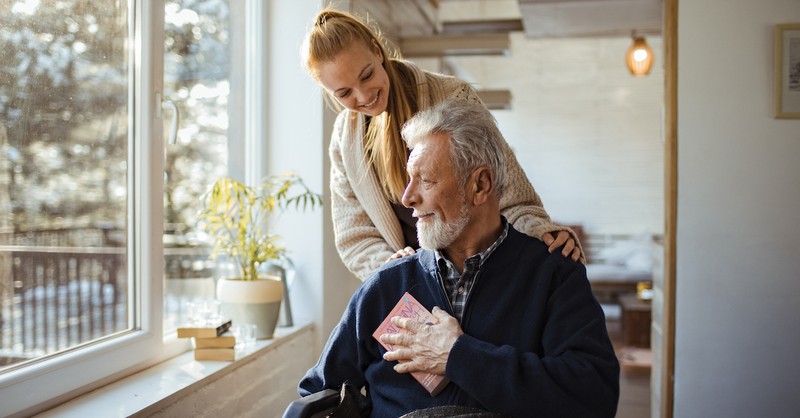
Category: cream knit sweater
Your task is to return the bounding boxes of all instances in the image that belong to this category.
[329,61,579,281]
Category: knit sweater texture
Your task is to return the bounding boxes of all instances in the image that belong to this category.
[299,226,620,418]
[329,61,581,281]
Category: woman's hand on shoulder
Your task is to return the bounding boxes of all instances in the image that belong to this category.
[542,231,582,263]
[386,246,416,263]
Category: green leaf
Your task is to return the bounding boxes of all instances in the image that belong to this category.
[198,173,323,280]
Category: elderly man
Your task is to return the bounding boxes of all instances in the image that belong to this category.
[298,100,619,417]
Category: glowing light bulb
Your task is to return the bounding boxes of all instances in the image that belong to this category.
[625,36,654,76]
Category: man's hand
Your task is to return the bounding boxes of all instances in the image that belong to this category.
[386,246,416,262]
[542,230,583,263]
[380,307,463,375]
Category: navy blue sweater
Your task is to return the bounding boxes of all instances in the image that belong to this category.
[299,226,619,417]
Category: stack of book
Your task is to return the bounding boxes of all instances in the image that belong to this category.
[177,319,236,361]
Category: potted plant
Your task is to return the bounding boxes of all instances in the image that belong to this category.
[198,173,322,339]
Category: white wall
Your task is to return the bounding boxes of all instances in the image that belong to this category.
[450,34,665,236]
[676,0,800,416]
[265,0,360,357]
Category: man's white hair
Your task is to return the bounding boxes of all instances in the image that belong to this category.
[401,100,507,194]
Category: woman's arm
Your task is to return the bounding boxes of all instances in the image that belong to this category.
[328,114,397,280]
[452,83,585,263]
[499,145,585,263]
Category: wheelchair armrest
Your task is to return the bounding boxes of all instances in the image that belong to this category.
[282,388,340,418]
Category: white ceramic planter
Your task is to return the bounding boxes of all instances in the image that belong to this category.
[216,276,283,339]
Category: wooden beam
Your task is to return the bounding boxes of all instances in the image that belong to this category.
[477,89,512,110]
[661,0,677,416]
[399,33,511,57]
[441,18,524,35]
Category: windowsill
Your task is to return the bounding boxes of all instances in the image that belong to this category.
[35,322,313,417]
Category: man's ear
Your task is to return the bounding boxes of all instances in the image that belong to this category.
[469,167,494,205]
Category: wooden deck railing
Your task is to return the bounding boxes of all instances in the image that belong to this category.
[0,222,217,369]
[0,246,127,366]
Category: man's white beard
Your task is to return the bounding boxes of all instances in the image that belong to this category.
[417,204,470,250]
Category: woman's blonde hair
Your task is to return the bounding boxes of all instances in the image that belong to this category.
[302,8,418,202]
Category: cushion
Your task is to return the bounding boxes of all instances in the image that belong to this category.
[595,234,655,272]
[585,263,652,283]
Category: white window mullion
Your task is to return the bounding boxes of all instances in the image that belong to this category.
[138,0,165,337]
[244,0,269,184]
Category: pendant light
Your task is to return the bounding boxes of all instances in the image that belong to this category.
[625,34,654,76]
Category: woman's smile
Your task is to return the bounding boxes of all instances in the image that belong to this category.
[361,90,380,110]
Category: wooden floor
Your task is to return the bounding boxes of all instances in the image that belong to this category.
[606,318,651,418]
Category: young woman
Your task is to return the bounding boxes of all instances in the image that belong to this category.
[302,8,582,281]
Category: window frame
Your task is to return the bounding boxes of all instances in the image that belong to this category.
[0,0,269,413]
[0,1,166,415]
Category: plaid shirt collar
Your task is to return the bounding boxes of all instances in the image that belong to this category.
[435,217,509,322]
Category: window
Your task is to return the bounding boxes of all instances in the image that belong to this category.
[0,0,276,412]
[0,0,134,370]
[0,0,161,414]
[0,0,252,414]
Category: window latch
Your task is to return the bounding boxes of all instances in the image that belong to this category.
[156,93,180,145]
